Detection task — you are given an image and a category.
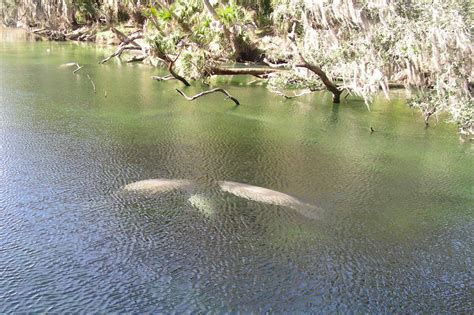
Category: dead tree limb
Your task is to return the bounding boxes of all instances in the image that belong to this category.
[99,28,145,64]
[99,46,142,64]
[151,75,176,81]
[168,62,191,86]
[209,66,281,77]
[176,88,240,105]
[153,46,191,86]
[73,64,84,74]
[295,63,342,103]
[111,28,142,48]
[167,50,191,86]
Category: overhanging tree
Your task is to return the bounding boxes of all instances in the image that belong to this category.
[271,0,473,133]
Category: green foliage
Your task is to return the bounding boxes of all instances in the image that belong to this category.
[216,4,241,24]
[22,0,469,134]
[74,0,98,23]
[271,0,473,134]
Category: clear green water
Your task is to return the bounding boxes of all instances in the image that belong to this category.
[0,29,473,312]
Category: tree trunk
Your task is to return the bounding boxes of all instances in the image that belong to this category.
[210,66,280,77]
[298,64,342,103]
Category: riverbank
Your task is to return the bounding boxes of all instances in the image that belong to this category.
[2,0,472,137]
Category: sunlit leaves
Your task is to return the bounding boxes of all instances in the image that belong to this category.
[272,0,473,133]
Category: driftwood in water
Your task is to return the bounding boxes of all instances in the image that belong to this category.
[176,88,240,106]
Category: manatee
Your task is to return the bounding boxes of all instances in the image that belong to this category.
[188,194,215,217]
[218,180,321,219]
[121,178,192,194]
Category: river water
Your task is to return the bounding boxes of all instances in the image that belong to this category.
[0,29,472,312]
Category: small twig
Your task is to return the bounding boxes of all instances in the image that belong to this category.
[87,74,96,93]
[176,88,240,106]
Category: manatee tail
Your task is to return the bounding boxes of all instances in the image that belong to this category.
[290,202,323,220]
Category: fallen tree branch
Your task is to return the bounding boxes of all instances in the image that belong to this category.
[209,66,280,77]
[153,46,191,86]
[295,63,342,103]
[99,28,145,64]
[289,23,342,103]
[151,75,176,81]
[73,63,84,74]
[176,88,240,105]
[111,28,142,48]
[168,51,191,86]
[99,46,142,64]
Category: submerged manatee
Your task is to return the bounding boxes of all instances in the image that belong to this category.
[188,194,215,217]
[218,180,321,219]
[121,179,216,217]
[121,179,192,194]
